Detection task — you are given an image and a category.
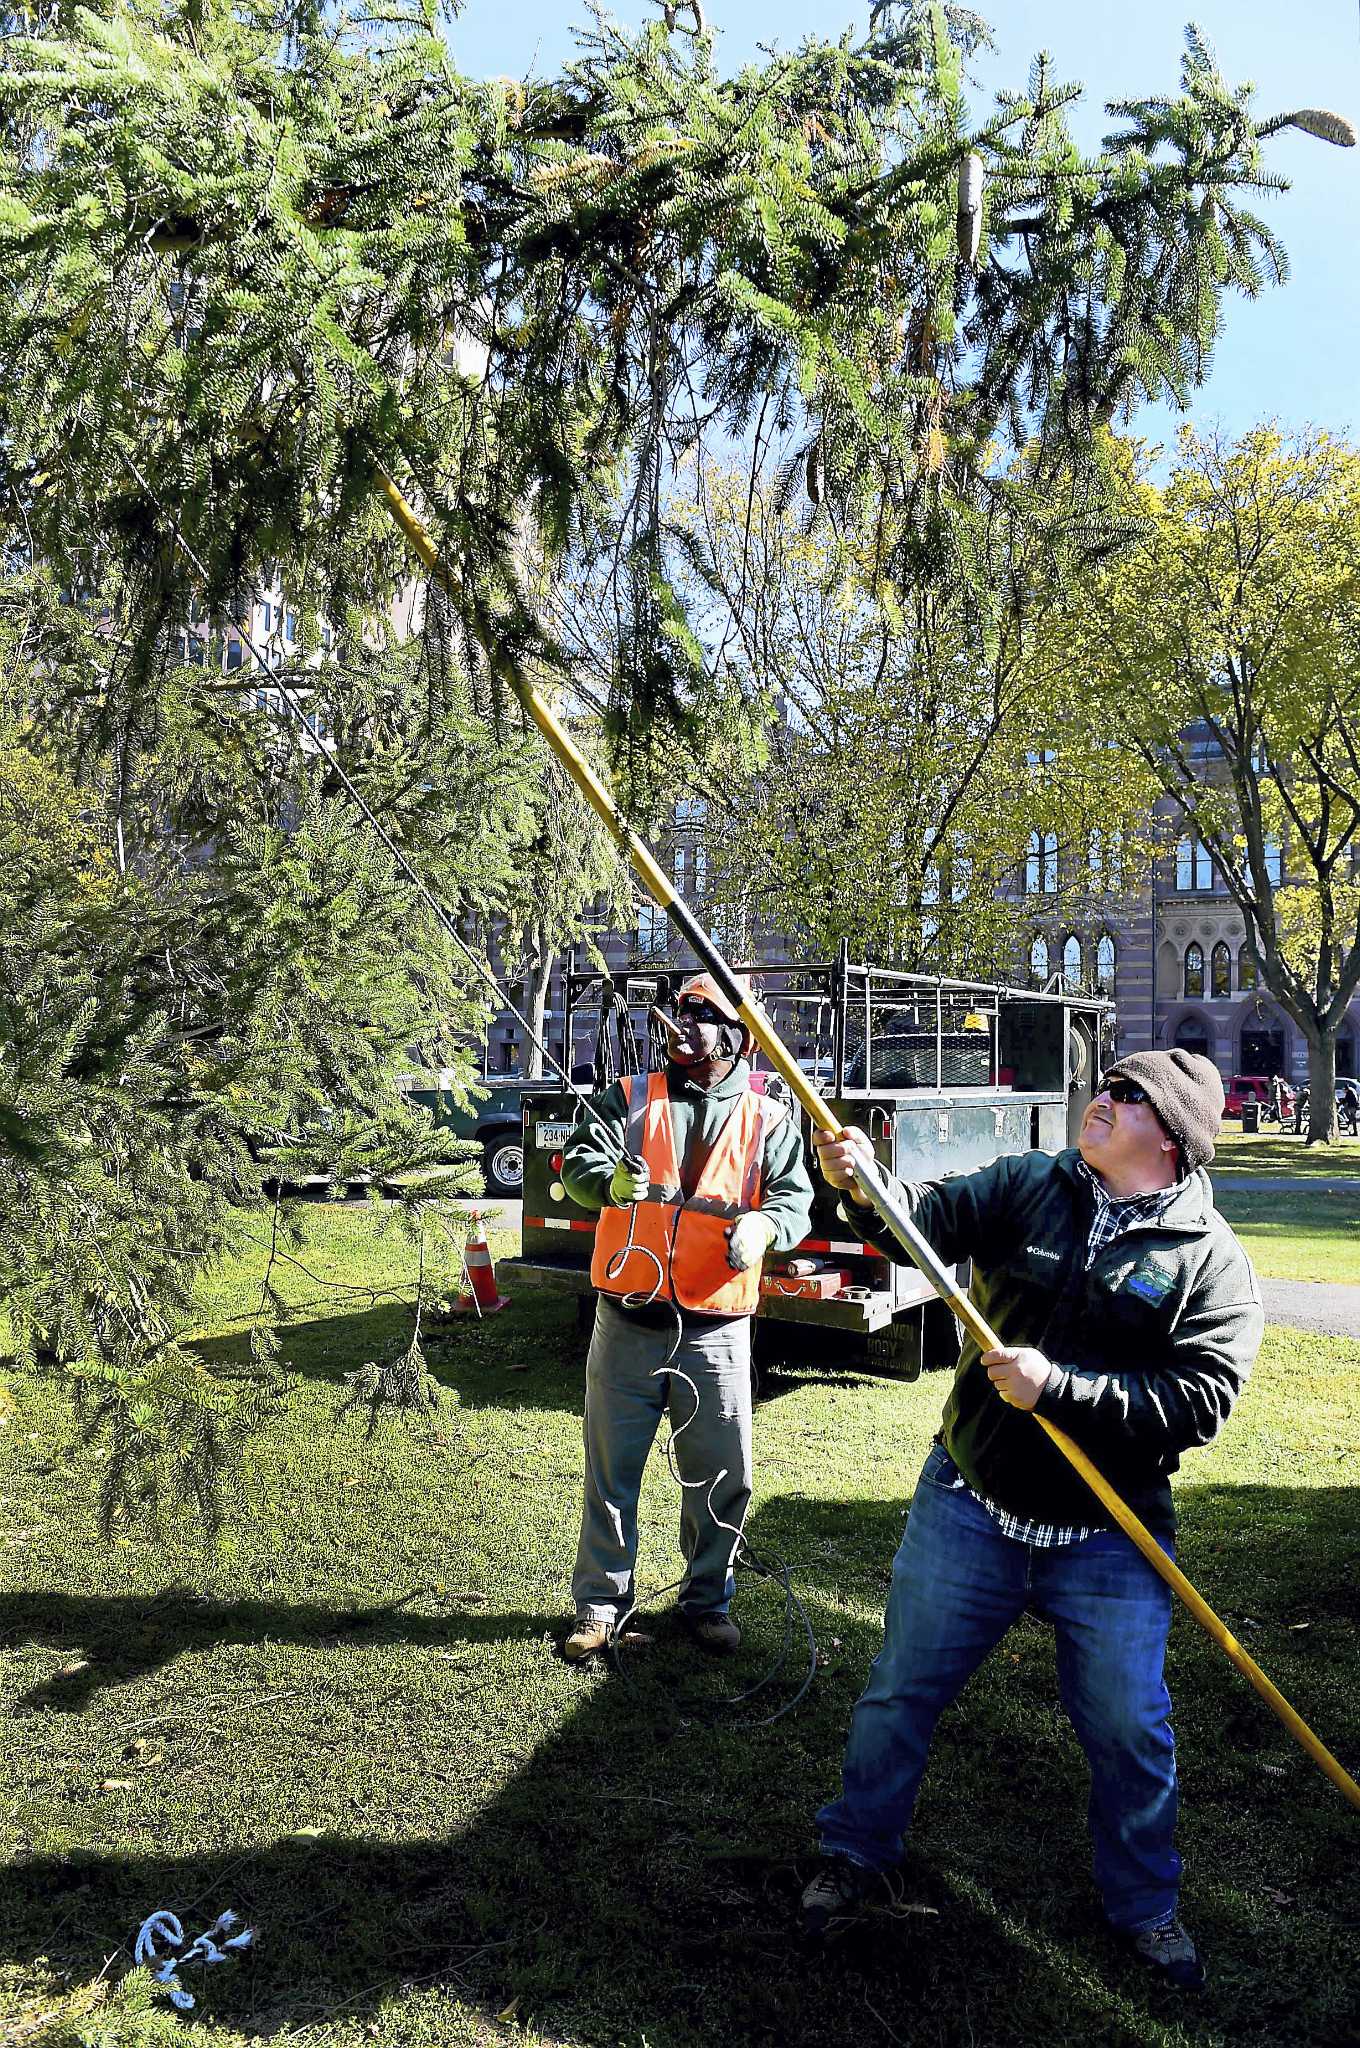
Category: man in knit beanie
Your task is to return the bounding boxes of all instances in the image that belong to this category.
[801,1048,1263,1994]
[1101,1049,1225,1175]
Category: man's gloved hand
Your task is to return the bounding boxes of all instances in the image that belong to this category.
[608,1155,650,1207]
[726,1211,777,1272]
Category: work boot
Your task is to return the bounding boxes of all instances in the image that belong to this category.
[1122,1914,1206,1992]
[799,1858,877,1940]
[686,1612,741,1655]
[562,1618,612,1663]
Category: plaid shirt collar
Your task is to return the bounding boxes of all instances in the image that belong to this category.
[1075,1155,1179,1266]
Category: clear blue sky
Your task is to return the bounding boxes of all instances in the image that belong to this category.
[448,0,1360,447]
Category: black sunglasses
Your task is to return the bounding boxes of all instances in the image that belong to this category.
[1100,1076,1150,1106]
[677,997,725,1025]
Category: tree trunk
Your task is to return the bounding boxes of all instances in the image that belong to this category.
[1305,1030,1339,1145]
[525,931,554,1080]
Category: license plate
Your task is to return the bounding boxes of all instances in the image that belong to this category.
[535,1122,573,1147]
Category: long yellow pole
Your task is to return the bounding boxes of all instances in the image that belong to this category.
[375,466,1360,1814]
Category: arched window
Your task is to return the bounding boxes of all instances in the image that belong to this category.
[1026,832,1058,895]
[1238,945,1258,992]
[1096,934,1116,997]
[1030,936,1050,987]
[1211,941,1231,998]
[1184,943,1205,998]
[1062,934,1083,991]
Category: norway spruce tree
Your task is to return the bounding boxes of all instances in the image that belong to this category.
[0,2,1346,733]
[0,571,539,1529]
[0,0,1349,1523]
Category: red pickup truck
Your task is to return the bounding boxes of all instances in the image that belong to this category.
[1223,1073,1295,1121]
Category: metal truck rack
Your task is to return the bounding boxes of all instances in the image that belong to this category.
[507,945,1113,1373]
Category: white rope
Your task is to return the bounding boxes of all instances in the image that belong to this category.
[134,1908,254,2011]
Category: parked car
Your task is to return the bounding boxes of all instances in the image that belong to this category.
[1224,1074,1296,1123]
[399,1072,550,1196]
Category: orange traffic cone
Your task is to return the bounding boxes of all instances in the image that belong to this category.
[455,1212,509,1316]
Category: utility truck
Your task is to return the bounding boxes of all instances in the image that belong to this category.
[506,946,1113,1374]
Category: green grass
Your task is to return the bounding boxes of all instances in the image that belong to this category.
[1215,1187,1360,1285]
[1210,1131,1360,1280]
[2,1207,1357,2048]
[1211,1129,1360,1179]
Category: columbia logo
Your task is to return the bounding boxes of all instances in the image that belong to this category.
[1026,1246,1061,1262]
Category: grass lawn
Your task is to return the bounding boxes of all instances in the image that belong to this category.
[1209,1134,1360,1283]
[1210,1129,1360,1179]
[2,1206,1357,2048]
[1213,1187,1360,1286]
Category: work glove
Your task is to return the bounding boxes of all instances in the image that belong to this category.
[608,1155,651,1207]
[725,1211,777,1272]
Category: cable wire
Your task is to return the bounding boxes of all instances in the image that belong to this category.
[598,1204,819,1726]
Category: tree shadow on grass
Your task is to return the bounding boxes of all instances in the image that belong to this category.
[1,1590,559,1714]
[208,1291,905,1420]
[3,1489,1356,2046]
[194,1288,590,1417]
[0,1559,1206,2047]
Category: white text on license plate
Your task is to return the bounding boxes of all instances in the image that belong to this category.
[535,1122,573,1147]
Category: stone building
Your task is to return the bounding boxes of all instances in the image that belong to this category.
[972,816,1358,1085]
[482,802,1360,1090]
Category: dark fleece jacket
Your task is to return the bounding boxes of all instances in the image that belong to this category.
[842,1146,1264,1538]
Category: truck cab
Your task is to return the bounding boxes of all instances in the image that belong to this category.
[1224,1073,1295,1123]
[398,1073,544,1196]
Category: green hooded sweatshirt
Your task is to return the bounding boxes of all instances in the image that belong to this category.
[561,1059,815,1320]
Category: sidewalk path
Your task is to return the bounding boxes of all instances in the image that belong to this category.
[1214,1175,1360,1195]
[1259,1277,1360,1339]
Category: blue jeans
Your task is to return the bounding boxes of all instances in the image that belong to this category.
[817,1444,1180,1932]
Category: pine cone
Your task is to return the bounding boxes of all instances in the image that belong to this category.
[1270,108,1357,148]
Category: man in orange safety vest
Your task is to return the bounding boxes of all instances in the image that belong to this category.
[559,973,814,1660]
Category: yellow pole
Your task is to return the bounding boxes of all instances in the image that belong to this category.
[375,465,1360,1814]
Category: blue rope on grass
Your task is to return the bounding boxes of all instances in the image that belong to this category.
[134,1908,255,2011]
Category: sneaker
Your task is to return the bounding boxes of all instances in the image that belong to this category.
[1124,1914,1206,1992]
[562,1618,612,1663]
[686,1612,741,1655]
[799,1857,876,1940]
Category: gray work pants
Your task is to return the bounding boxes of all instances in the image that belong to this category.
[572,1295,753,1622]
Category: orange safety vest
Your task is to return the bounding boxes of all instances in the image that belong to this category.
[591,1072,784,1316]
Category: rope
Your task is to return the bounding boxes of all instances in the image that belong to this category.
[134,1908,254,2011]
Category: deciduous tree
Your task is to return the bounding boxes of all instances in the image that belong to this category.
[1081,427,1360,1142]
[668,462,1157,974]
